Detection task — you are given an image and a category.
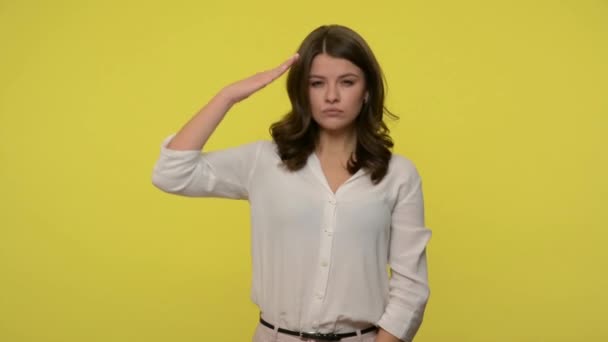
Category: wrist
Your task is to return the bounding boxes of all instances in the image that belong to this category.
[214,88,238,108]
[375,327,402,342]
[215,86,242,107]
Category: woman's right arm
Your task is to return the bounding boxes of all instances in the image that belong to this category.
[164,91,235,151]
[166,53,299,151]
[152,54,299,199]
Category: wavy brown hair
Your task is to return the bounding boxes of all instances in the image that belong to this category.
[270,24,397,184]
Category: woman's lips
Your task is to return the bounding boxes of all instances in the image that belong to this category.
[322,108,343,114]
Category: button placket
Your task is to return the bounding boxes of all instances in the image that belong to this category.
[308,195,337,330]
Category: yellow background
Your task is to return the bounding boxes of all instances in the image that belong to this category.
[1,1,607,341]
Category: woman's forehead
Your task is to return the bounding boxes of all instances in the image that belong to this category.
[309,53,363,77]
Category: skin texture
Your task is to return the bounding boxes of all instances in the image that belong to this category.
[308,53,368,136]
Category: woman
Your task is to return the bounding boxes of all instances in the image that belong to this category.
[152,25,431,342]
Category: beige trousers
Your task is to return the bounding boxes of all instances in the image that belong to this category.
[252,322,378,342]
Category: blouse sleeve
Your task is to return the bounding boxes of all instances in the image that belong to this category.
[151,134,264,200]
[376,160,432,341]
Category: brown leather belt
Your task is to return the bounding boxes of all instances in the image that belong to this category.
[259,317,378,341]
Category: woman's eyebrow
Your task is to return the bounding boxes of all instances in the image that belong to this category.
[309,73,361,79]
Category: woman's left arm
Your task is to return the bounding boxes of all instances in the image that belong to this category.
[375,159,432,342]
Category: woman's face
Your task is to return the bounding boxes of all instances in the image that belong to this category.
[308,53,368,134]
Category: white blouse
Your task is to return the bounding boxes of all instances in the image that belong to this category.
[152,134,431,341]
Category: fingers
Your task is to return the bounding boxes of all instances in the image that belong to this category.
[279,53,299,71]
[225,53,300,103]
[250,53,300,91]
[271,53,299,79]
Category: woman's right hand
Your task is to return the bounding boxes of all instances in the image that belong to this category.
[163,54,299,151]
[219,53,300,105]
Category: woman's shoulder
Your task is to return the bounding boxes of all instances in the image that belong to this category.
[230,139,274,150]
[248,139,281,159]
[386,152,421,181]
[250,139,277,150]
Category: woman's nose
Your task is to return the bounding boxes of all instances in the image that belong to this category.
[324,84,340,103]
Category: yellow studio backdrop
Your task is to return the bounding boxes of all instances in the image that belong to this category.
[1,0,606,341]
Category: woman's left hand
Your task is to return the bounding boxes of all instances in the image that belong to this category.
[375,328,402,342]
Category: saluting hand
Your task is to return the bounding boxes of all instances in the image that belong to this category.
[163,53,299,151]
[220,53,300,105]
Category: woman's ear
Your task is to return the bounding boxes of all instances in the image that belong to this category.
[364,92,369,103]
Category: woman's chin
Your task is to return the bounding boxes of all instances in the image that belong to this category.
[316,122,356,135]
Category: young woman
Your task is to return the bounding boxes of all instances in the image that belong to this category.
[152,25,431,342]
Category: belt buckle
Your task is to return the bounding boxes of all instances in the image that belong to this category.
[300,331,341,341]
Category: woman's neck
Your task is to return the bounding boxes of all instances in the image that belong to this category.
[315,128,357,160]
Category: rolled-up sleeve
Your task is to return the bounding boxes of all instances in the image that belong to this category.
[376,163,432,341]
[151,134,264,200]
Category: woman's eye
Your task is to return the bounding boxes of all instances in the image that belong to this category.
[342,79,355,86]
[310,81,323,87]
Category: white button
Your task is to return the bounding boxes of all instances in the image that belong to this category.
[326,231,333,236]
[321,260,328,267]
[316,293,324,299]
[328,198,336,205]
